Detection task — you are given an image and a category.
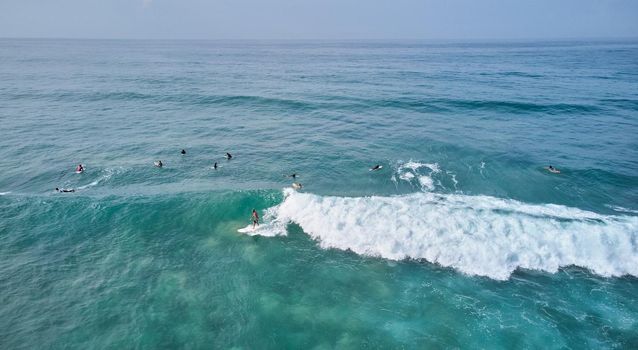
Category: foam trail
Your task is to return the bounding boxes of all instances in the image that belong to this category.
[261,189,638,280]
[606,205,638,215]
[0,192,11,195]
[76,168,121,190]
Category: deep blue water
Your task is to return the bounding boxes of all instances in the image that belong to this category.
[1,39,637,348]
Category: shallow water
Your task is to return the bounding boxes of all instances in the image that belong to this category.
[1,39,637,348]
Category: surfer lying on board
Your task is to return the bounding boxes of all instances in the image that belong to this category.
[56,187,75,193]
[370,164,382,171]
[547,165,560,174]
[252,209,259,229]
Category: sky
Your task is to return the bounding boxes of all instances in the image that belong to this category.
[0,0,637,40]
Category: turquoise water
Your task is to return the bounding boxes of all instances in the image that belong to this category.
[1,39,637,348]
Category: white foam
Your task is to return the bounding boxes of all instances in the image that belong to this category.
[418,176,434,191]
[396,161,441,192]
[0,191,11,195]
[606,205,638,215]
[399,172,415,181]
[76,167,121,190]
[401,161,440,173]
[446,171,459,190]
[258,189,638,280]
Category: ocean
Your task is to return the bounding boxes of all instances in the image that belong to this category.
[0,39,637,348]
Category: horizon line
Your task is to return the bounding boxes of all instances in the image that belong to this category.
[1,35,638,43]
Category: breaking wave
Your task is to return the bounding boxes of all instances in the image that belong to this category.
[257,189,638,280]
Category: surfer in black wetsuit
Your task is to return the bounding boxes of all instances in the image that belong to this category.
[181,149,186,155]
[370,164,382,171]
[213,162,218,170]
[226,152,232,160]
[251,209,259,229]
[547,165,560,174]
[155,160,163,168]
[56,187,75,193]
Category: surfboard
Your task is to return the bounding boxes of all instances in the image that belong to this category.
[238,224,259,233]
[546,167,560,174]
[369,165,383,171]
[75,170,83,174]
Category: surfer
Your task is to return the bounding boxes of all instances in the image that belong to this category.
[154,160,163,168]
[76,164,84,173]
[251,209,259,229]
[213,162,218,170]
[292,182,303,190]
[181,149,186,155]
[55,187,75,193]
[370,164,382,171]
[226,152,232,160]
[287,173,297,179]
[547,165,560,174]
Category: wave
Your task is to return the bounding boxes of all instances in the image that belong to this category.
[256,189,638,280]
[75,167,122,190]
[6,91,324,111]
[7,91,604,115]
[366,97,602,115]
[487,71,544,78]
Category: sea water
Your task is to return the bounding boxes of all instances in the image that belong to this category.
[0,39,637,348]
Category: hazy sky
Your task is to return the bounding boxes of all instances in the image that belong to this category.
[0,0,637,40]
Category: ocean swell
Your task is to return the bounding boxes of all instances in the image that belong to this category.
[260,189,638,280]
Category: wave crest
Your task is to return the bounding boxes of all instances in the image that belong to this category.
[260,189,638,280]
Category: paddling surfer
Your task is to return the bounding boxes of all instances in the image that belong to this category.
[547,165,560,174]
[55,187,75,193]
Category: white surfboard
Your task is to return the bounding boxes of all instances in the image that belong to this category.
[546,167,561,174]
[369,165,383,171]
[238,224,260,233]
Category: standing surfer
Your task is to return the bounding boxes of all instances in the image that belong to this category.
[251,209,259,229]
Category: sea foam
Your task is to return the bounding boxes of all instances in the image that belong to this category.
[260,189,638,280]
[396,161,440,191]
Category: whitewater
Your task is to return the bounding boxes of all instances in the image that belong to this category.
[258,189,638,280]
